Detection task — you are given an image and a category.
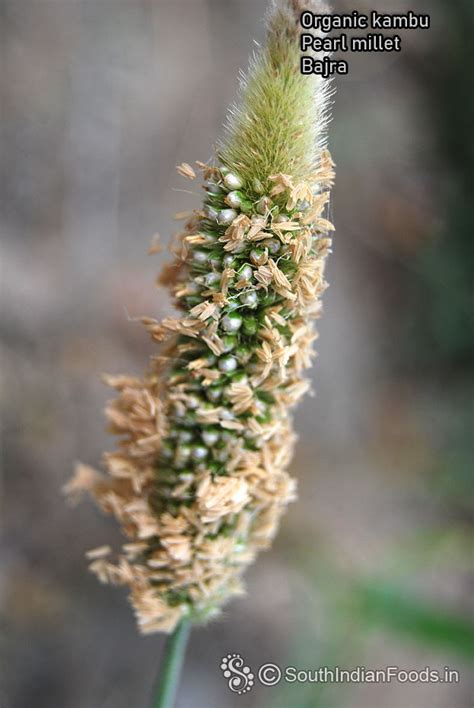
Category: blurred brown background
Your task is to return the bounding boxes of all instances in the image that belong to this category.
[1,1,472,707]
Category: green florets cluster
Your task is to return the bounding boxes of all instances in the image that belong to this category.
[156,169,291,503]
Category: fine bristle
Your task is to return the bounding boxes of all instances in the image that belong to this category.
[219,0,332,188]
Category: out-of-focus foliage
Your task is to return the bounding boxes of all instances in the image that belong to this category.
[404,0,474,370]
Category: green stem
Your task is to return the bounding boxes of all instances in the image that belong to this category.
[152,618,191,708]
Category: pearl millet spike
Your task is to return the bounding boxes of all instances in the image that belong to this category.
[65,0,335,634]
